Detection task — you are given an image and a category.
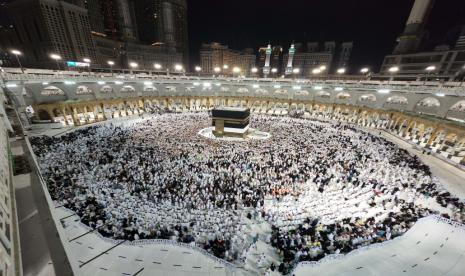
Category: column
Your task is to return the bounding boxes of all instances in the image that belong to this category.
[60,107,69,126]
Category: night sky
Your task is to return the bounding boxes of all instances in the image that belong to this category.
[187,0,465,72]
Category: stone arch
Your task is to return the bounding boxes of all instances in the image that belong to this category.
[359,94,377,102]
[449,100,465,112]
[143,85,158,93]
[41,86,65,96]
[52,108,62,117]
[416,97,440,108]
[255,88,268,94]
[120,85,136,93]
[386,95,408,105]
[37,109,52,120]
[166,86,177,92]
[275,89,288,94]
[237,87,249,94]
[76,85,93,95]
[100,85,113,93]
[296,90,309,96]
[336,92,351,99]
[315,91,330,98]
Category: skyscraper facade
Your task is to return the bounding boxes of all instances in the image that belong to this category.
[200,42,255,75]
[281,41,352,76]
[133,0,189,66]
[393,0,435,54]
[1,0,98,68]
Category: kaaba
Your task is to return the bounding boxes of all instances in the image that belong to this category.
[212,107,250,137]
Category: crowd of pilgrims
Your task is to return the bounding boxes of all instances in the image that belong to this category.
[31,112,465,274]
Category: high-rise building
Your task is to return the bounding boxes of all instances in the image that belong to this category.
[262,44,272,77]
[270,46,283,73]
[324,41,336,54]
[281,41,352,76]
[307,42,319,53]
[393,0,435,54]
[257,45,282,77]
[84,0,105,35]
[1,0,98,68]
[116,0,138,40]
[133,0,189,66]
[257,46,267,70]
[200,42,255,75]
[284,44,296,75]
[455,25,465,49]
[380,0,465,81]
[336,42,353,69]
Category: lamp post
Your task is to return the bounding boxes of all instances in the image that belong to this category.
[50,54,61,71]
[424,65,436,84]
[195,66,202,76]
[388,66,399,84]
[360,67,370,80]
[154,63,162,76]
[251,67,258,78]
[83,58,91,73]
[214,66,221,78]
[336,68,346,82]
[129,62,138,74]
[232,67,241,78]
[174,64,184,75]
[292,68,300,79]
[108,60,115,76]
[10,50,24,73]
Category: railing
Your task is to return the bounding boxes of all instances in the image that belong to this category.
[2,67,465,90]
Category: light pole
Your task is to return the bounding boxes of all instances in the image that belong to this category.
[174,64,184,75]
[424,65,436,84]
[361,67,370,80]
[271,68,278,79]
[153,63,162,76]
[10,50,24,73]
[232,67,241,78]
[50,54,61,71]
[83,58,91,73]
[251,67,258,78]
[107,60,115,76]
[129,62,138,74]
[292,68,300,79]
[337,68,346,82]
[312,68,321,77]
[213,67,221,78]
[388,66,399,84]
[195,66,202,76]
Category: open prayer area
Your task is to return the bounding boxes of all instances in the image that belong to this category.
[29,112,465,275]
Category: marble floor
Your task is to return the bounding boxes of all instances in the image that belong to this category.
[16,117,465,276]
[292,216,465,276]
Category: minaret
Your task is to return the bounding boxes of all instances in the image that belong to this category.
[262,44,272,77]
[393,0,435,54]
[285,44,296,75]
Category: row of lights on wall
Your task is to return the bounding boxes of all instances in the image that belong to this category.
[387,65,436,73]
[6,48,393,77]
